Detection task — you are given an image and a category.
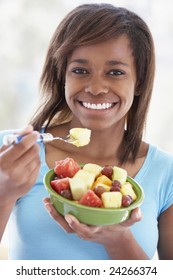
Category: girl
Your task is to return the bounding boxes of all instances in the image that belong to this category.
[0,3,173,260]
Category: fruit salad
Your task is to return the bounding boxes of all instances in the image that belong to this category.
[50,157,137,208]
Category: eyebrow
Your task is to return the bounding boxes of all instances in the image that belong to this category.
[69,59,88,65]
[69,59,129,67]
[107,60,129,67]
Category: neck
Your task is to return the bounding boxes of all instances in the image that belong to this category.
[67,120,125,165]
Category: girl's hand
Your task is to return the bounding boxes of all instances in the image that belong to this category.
[43,198,146,259]
[0,125,41,206]
[43,198,148,259]
[43,197,142,243]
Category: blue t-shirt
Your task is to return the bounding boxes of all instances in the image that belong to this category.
[1,130,173,259]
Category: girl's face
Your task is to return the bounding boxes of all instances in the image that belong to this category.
[65,35,136,131]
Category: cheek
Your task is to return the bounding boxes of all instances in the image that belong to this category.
[127,93,135,108]
[64,89,70,106]
[65,75,81,104]
[120,87,135,111]
[64,77,71,102]
[64,86,75,110]
[65,75,75,96]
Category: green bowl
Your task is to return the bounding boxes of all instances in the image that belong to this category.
[43,169,144,226]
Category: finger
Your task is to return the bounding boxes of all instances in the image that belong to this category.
[0,144,9,153]
[1,131,40,163]
[0,137,40,180]
[43,197,51,204]
[16,152,41,187]
[2,125,34,147]
[15,143,40,170]
[120,207,142,227]
[27,164,41,186]
[43,199,74,233]
[14,124,34,135]
[16,163,41,196]
[65,214,99,239]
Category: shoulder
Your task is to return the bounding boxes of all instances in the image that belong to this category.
[148,144,173,166]
[146,144,173,181]
[138,142,173,175]
[138,143,173,188]
[145,144,173,213]
[148,144,173,191]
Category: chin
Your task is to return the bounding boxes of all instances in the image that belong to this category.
[79,121,113,132]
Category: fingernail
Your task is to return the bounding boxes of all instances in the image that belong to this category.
[136,208,142,219]
[31,131,40,141]
[65,215,72,226]
[26,124,33,130]
[45,203,52,214]
[23,124,33,132]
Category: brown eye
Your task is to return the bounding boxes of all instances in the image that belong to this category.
[72,68,88,75]
[108,69,125,76]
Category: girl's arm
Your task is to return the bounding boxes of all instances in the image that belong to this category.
[0,202,14,242]
[0,126,41,241]
[158,204,173,259]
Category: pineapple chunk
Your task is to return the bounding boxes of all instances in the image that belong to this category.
[83,163,102,178]
[121,182,137,201]
[74,169,95,189]
[69,128,91,147]
[112,166,127,185]
[102,192,122,208]
[92,175,112,190]
[94,183,111,192]
[69,177,88,200]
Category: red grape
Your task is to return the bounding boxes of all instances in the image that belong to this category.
[94,186,107,198]
[110,185,121,192]
[101,165,113,179]
[110,180,121,191]
[60,189,73,200]
[122,195,133,207]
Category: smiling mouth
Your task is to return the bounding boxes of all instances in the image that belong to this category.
[80,102,116,110]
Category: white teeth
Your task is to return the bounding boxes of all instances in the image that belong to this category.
[82,102,113,110]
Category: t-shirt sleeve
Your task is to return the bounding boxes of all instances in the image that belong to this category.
[159,159,173,213]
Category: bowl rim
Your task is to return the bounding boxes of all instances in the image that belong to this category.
[43,168,144,212]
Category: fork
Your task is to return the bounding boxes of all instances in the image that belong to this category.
[3,133,77,146]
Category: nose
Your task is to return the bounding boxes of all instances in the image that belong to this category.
[84,75,109,95]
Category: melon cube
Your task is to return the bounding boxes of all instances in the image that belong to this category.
[69,177,88,200]
[74,169,95,189]
[83,163,102,178]
[112,166,127,185]
[120,182,137,201]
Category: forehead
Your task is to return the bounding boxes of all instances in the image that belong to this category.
[68,35,134,63]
